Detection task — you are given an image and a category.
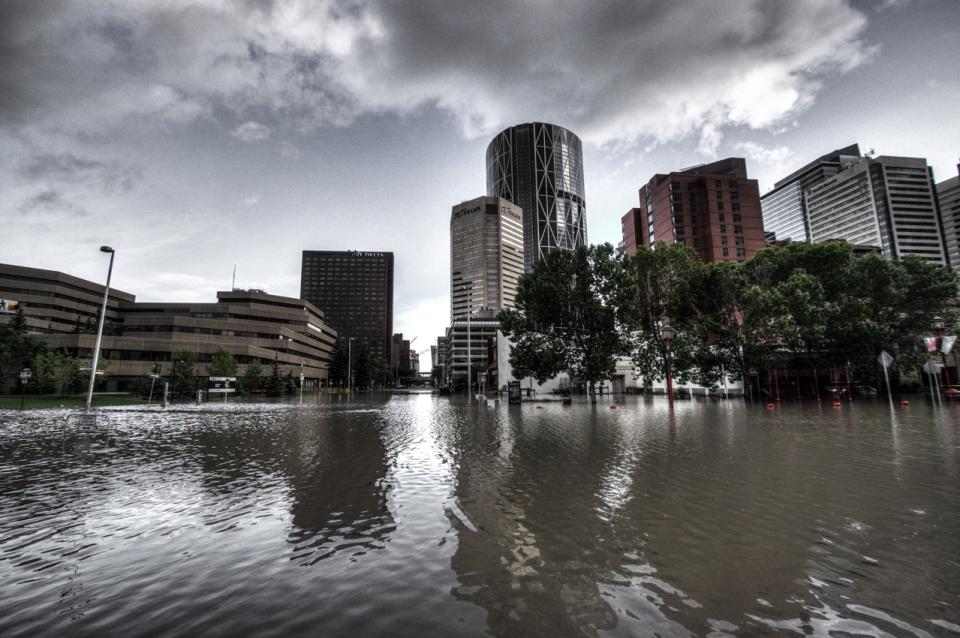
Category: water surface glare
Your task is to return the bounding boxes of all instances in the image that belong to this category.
[1,395,959,636]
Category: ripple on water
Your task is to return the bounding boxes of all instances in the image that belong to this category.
[0,397,959,636]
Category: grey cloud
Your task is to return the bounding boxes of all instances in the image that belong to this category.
[17,153,142,194]
[0,0,873,147]
[19,189,90,217]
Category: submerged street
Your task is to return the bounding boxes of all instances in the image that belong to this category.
[1,396,959,636]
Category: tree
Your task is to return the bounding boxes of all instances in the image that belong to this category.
[701,243,958,395]
[241,359,263,394]
[354,346,370,390]
[328,341,348,387]
[33,349,79,395]
[621,242,713,388]
[499,244,628,402]
[208,347,237,377]
[369,357,392,388]
[171,350,197,398]
[831,252,958,384]
[0,307,42,393]
[282,370,296,396]
[265,359,282,397]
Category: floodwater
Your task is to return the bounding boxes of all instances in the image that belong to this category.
[1,395,959,637]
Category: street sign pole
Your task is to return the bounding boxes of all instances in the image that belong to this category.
[19,368,31,410]
[882,364,893,410]
[934,372,942,406]
[877,351,894,410]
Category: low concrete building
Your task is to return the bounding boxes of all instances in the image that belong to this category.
[0,263,337,389]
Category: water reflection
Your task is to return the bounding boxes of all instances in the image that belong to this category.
[444,399,960,636]
[0,397,958,636]
[280,407,395,565]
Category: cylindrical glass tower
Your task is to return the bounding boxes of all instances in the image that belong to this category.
[486,122,586,272]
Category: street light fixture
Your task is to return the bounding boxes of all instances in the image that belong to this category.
[85,246,115,412]
[661,324,675,409]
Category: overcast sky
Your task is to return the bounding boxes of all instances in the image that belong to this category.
[2,0,958,359]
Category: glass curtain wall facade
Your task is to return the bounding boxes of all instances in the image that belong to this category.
[486,122,586,272]
[936,166,960,270]
[760,181,805,243]
[760,144,861,243]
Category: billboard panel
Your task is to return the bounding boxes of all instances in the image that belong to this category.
[208,377,237,393]
[0,299,20,314]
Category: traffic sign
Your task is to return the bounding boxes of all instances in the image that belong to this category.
[19,368,31,382]
[877,351,893,369]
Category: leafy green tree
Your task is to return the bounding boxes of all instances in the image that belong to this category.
[265,359,282,397]
[207,347,238,377]
[354,346,370,390]
[33,349,79,395]
[499,243,628,402]
[621,242,713,387]
[241,359,263,394]
[702,243,958,393]
[369,356,392,388]
[831,252,957,384]
[328,341,348,387]
[0,306,41,393]
[171,349,197,398]
[282,370,296,396]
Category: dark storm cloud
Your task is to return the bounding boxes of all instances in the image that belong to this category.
[0,0,873,147]
[17,153,142,194]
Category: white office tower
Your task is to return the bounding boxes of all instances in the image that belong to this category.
[448,196,525,384]
[805,155,947,264]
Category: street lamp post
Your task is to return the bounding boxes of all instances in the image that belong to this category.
[85,246,114,412]
[458,284,473,402]
[662,324,675,409]
[347,337,355,393]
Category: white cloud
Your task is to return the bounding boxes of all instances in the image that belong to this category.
[734,142,794,169]
[240,194,261,207]
[1,1,875,150]
[231,121,272,143]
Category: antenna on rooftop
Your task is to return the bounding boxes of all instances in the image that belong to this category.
[232,264,237,291]
[866,148,876,158]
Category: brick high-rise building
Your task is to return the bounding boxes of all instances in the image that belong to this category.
[620,207,643,257]
[623,158,765,262]
[300,250,394,362]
